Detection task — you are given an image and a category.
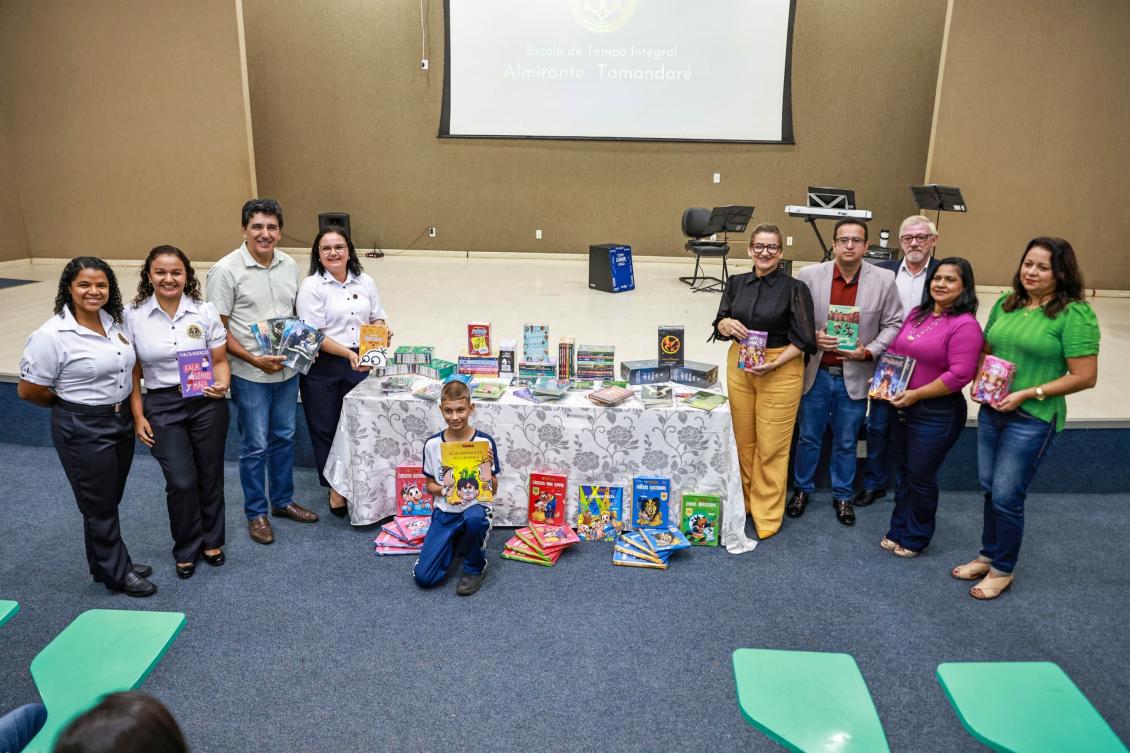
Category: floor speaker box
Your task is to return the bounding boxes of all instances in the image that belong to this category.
[589,244,635,293]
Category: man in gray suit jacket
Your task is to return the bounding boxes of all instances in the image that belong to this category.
[853,215,941,508]
[787,219,903,526]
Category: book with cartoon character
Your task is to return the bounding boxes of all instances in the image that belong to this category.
[631,476,671,529]
[439,441,494,506]
[680,493,721,547]
[639,524,692,554]
[971,355,1017,405]
[503,535,552,563]
[826,305,861,350]
[395,465,432,517]
[358,323,390,368]
[612,546,668,570]
[528,472,567,525]
[278,319,325,375]
[177,348,215,398]
[738,331,769,371]
[575,484,624,541]
[868,353,916,401]
[467,321,492,355]
[528,522,580,549]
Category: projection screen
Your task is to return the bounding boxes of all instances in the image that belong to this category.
[441,0,796,143]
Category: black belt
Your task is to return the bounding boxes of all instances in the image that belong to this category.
[55,397,129,415]
[146,386,181,395]
[819,364,844,376]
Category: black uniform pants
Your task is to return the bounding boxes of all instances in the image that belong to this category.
[50,403,134,587]
[299,351,366,487]
[144,389,229,562]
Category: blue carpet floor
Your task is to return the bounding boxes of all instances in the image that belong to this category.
[0,442,1127,752]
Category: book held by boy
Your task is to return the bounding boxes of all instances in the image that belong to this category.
[439,441,494,506]
[868,353,916,401]
[177,348,215,397]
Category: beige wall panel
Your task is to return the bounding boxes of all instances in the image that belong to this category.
[927,0,1130,288]
[245,0,946,260]
[0,107,29,262]
[0,0,255,263]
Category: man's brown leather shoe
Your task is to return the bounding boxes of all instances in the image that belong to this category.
[271,503,319,523]
[248,515,274,544]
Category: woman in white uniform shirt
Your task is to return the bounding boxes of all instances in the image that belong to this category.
[296,225,389,517]
[18,257,156,597]
[127,246,230,579]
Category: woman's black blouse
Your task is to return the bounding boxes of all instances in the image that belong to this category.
[710,269,817,353]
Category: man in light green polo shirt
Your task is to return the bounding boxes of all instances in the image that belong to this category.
[206,198,319,545]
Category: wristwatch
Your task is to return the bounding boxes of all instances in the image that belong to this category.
[1035,386,1047,401]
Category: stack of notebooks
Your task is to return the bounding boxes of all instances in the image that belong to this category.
[374,516,431,555]
[502,522,581,566]
[576,344,616,380]
[613,525,692,570]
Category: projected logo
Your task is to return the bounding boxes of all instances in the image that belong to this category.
[570,0,637,33]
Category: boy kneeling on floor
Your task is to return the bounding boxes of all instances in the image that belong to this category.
[414,380,500,596]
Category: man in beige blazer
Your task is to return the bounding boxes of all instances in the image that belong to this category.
[787,219,903,526]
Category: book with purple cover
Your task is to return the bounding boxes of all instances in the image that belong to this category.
[177,348,215,397]
[738,331,768,371]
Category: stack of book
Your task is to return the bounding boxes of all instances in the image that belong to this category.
[417,358,456,381]
[576,344,616,380]
[472,378,510,401]
[682,390,728,411]
[613,525,692,570]
[502,522,581,566]
[374,516,431,555]
[394,345,434,368]
[530,377,571,398]
[638,383,673,408]
[381,375,416,392]
[251,317,325,375]
[411,381,441,401]
[517,360,558,384]
[587,384,634,407]
[458,354,501,378]
[557,337,576,380]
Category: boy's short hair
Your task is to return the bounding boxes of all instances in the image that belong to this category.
[440,380,471,403]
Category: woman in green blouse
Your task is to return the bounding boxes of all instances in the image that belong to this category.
[952,237,1099,600]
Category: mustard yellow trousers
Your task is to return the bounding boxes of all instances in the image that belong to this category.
[726,343,804,538]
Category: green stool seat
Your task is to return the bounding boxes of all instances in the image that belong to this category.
[733,648,890,753]
[937,661,1128,753]
[23,608,186,753]
[0,600,17,628]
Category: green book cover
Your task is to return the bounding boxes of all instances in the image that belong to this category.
[681,493,721,547]
[682,390,728,411]
[826,304,861,350]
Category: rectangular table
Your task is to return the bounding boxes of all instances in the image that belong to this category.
[325,377,756,553]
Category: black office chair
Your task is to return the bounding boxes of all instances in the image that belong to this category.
[679,207,730,293]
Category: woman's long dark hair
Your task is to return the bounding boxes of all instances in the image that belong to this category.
[133,246,202,305]
[53,256,124,323]
[308,224,362,278]
[911,256,978,324]
[1001,237,1085,318]
[52,691,188,753]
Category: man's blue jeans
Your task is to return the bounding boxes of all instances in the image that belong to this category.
[0,703,46,753]
[793,368,868,499]
[230,374,299,519]
[861,398,892,490]
[977,404,1057,573]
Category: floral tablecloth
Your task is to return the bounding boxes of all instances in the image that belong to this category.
[324,377,756,554]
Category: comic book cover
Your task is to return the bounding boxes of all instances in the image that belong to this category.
[826,305,861,350]
[374,530,422,555]
[250,321,273,355]
[471,380,508,401]
[502,549,561,567]
[739,331,769,371]
[529,522,580,549]
[278,319,325,374]
[971,355,1017,404]
[503,535,552,562]
[267,317,295,354]
[439,441,494,506]
[575,484,625,542]
[528,472,567,525]
[680,493,721,547]
[632,476,672,529]
[612,547,668,570]
[395,465,432,516]
[176,348,215,398]
[868,353,916,401]
[393,516,431,543]
[639,525,692,554]
[467,322,492,355]
[619,530,657,558]
[358,323,390,368]
[515,528,546,555]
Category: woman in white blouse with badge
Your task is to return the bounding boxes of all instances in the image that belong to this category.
[126,246,230,580]
[296,225,390,517]
[18,257,157,597]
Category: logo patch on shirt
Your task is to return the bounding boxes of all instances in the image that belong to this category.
[117,333,130,345]
[186,324,204,339]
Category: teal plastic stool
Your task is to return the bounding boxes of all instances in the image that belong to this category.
[733,648,890,753]
[22,608,186,753]
[0,600,17,628]
[937,661,1128,753]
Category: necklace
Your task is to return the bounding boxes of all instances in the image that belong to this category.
[906,313,944,342]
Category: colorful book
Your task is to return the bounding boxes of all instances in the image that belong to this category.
[576,484,625,542]
[267,317,294,354]
[439,441,494,506]
[614,542,664,565]
[739,331,769,371]
[502,549,562,567]
[971,355,1017,404]
[375,544,422,556]
[632,476,672,529]
[417,358,456,381]
[393,515,431,542]
[411,382,442,401]
[531,377,571,397]
[513,387,560,404]
[682,390,729,411]
[868,353,916,401]
[396,465,432,516]
[358,323,391,368]
[613,547,668,570]
[504,535,552,562]
[278,319,325,374]
[681,493,721,547]
[515,528,547,555]
[471,381,507,400]
[569,380,596,391]
[587,385,634,407]
[523,324,550,363]
[639,525,692,554]
[658,325,685,366]
[250,321,273,355]
[529,522,580,549]
[528,472,568,525]
[374,530,422,551]
[467,322,492,355]
[176,348,215,397]
[618,531,669,563]
[826,305,861,350]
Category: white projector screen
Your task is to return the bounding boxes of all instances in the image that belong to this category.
[441,0,796,143]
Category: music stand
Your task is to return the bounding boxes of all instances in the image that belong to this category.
[703,205,755,238]
[911,184,967,232]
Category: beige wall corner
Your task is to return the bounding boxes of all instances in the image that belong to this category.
[0,106,30,262]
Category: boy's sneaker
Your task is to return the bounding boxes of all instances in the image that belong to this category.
[456,566,486,596]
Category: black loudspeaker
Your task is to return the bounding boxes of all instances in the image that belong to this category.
[318,212,351,239]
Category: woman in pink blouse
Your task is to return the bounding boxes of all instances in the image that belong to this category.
[880,257,984,557]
